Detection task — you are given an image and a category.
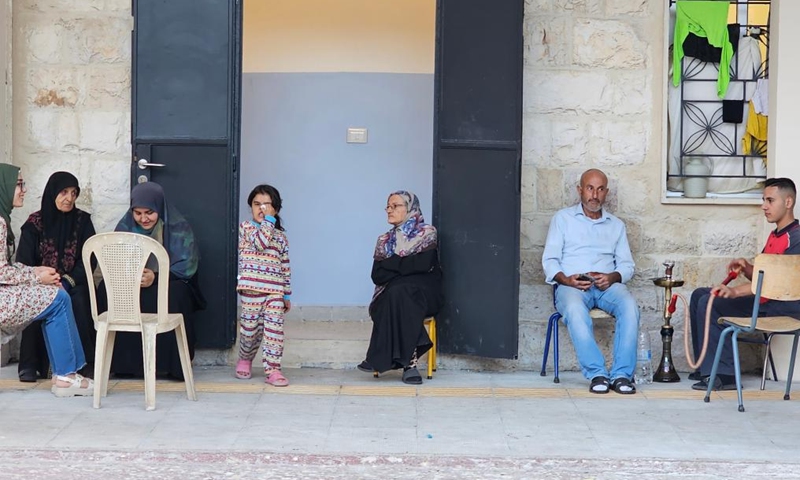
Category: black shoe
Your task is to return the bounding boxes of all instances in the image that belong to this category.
[18,368,37,383]
[688,370,703,381]
[356,360,374,373]
[691,374,737,391]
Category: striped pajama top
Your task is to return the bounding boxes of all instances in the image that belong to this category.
[237,218,292,298]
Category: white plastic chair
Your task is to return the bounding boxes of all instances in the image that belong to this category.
[82,232,197,410]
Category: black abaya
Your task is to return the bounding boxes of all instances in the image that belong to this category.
[366,248,442,373]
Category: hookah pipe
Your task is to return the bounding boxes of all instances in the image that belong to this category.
[680,269,740,369]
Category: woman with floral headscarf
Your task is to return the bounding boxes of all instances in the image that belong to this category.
[99,181,206,380]
[357,190,442,384]
[16,171,97,382]
[0,163,93,397]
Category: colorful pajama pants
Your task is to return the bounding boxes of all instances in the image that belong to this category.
[238,291,285,374]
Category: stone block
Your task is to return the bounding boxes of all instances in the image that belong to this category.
[520,213,550,250]
[609,72,652,116]
[527,0,603,14]
[22,20,64,64]
[615,171,655,216]
[24,110,80,152]
[519,247,545,286]
[521,164,537,214]
[535,168,565,212]
[518,283,553,321]
[525,71,614,115]
[640,217,702,257]
[524,16,569,67]
[86,66,131,109]
[26,67,86,107]
[590,121,650,167]
[574,20,648,69]
[701,221,759,257]
[79,111,126,154]
[521,113,551,166]
[19,0,105,12]
[60,17,131,65]
[89,157,131,206]
[551,122,589,166]
[624,218,643,254]
[605,0,649,16]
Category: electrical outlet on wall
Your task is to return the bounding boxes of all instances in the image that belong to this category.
[346,127,368,144]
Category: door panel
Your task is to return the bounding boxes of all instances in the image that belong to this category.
[133,0,232,140]
[434,0,523,358]
[133,0,241,349]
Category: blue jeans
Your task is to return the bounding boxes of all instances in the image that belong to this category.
[555,283,640,381]
[34,289,86,376]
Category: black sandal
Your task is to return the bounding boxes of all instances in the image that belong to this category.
[589,376,610,394]
[402,367,423,385]
[18,368,37,383]
[612,377,637,395]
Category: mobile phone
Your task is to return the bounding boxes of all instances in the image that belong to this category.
[577,274,594,283]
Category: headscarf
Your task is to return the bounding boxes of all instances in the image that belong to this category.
[26,171,87,273]
[0,163,21,260]
[373,190,438,261]
[115,182,200,279]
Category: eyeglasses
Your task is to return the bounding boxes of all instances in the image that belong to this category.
[253,201,272,208]
[385,203,406,212]
[16,180,25,189]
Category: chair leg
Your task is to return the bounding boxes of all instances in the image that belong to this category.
[427,318,436,379]
[100,331,116,398]
[784,334,800,401]
[731,331,745,412]
[174,321,197,401]
[553,315,560,384]
[93,323,109,409]
[705,326,735,404]
[761,333,775,391]
[141,323,158,411]
[540,313,555,376]
[431,320,437,372]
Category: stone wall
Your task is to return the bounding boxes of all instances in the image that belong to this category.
[517,0,764,373]
[11,0,131,233]
[6,0,768,373]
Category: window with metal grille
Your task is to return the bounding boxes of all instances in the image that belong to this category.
[665,0,769,202]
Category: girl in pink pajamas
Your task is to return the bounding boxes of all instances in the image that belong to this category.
[234,185,292,386]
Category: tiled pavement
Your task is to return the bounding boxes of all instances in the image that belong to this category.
[2,366,800,478]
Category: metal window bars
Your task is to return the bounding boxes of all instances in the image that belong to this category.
[667,0,769,194]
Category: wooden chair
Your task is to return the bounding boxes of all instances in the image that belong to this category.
[83,232,196,410]
[372,316,437,380]
[704,254,800,412]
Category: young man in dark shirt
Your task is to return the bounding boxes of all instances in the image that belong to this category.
[689,177,800,390]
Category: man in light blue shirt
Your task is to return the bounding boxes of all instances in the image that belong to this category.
[542,169,640,394]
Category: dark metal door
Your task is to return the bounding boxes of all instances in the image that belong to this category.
[132,0,241,348]
[433,0,523,358]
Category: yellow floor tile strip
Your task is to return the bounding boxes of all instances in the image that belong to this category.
[0,377,794,401]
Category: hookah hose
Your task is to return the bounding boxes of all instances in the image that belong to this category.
[682,270,740,370]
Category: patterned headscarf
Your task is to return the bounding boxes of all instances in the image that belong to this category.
[115,182,200,280]
[0,163,21,260]
[373,190,438,261]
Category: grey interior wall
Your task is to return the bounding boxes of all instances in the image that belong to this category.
[241,72,434,305]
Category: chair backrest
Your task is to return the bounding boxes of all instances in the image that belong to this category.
[751,254,800,301]
[82,232,171,327]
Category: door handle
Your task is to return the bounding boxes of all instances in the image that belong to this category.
[137,158,166,170]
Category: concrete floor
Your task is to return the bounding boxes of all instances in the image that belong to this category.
[2,365,800,478]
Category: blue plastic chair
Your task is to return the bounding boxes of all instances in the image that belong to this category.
[540,285,613,383]
[704,254,800,412]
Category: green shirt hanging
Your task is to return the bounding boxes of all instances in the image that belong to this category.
[673,1,733,98]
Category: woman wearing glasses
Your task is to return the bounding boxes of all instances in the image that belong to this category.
[0,163,93,396]
[358,190,442,384]
[16,172,97,383]
[101,181,206,380]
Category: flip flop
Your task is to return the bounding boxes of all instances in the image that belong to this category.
[234,359,252,380]
[266,370,289,387]
[402,367,423,385]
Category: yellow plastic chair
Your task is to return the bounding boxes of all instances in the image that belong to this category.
[372,316,437,380]
[83,232,197,410]
[705,254,800,412]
